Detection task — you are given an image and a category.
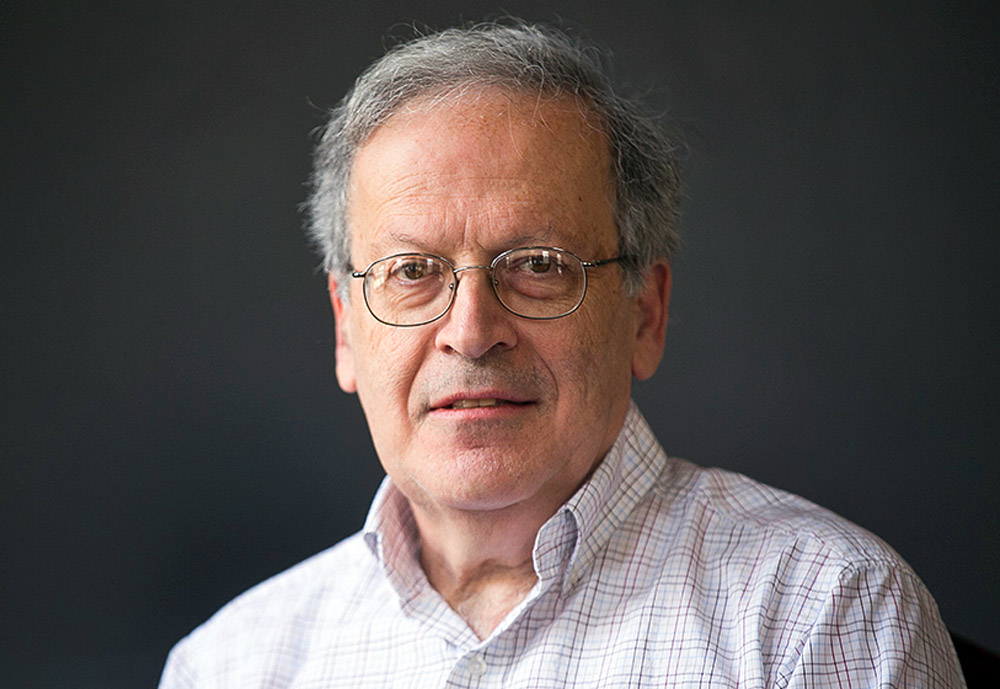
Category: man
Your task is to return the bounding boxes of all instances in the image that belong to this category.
[160,22,965,687]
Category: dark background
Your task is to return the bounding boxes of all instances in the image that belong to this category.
[3,1,997,686]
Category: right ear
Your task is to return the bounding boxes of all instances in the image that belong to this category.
[328,274,357,393]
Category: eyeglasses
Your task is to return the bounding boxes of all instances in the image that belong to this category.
[350,246,624,327]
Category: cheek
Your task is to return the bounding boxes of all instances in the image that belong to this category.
[352,322,426,412]
[541,315,624,404]
[568,299,637,396]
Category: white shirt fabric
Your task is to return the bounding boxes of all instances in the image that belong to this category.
[160,402,965,688]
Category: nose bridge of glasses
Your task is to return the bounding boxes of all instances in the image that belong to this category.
[451,262,500,301]
[452,264,493,278]
[451,263,499,291]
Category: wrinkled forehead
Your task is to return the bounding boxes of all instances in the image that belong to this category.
[345,88,618,258]
[357,86,611,168]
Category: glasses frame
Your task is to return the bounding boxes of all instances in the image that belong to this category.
[350,246,624,327]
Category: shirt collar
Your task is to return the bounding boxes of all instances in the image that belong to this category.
[362,400,669,598]
[555,400,669,589]
[363,477,426,604]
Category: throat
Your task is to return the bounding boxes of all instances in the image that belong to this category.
[448,571,539,639]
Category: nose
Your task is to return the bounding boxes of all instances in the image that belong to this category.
[434,267,517,359]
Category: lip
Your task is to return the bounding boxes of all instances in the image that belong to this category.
[429,390,537,413]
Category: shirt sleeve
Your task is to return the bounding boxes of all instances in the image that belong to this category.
[158,642,197,689]
[781,563,966,688]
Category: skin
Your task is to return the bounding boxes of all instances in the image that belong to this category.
[329,88,671,638]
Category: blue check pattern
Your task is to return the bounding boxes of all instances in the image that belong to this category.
[161,402,965,687]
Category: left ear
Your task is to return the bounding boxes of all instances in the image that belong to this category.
[631,261,672,381]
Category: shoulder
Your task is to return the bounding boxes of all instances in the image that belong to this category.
[201,531,377,629]
[159,532,380,688]
[626,457,941,640]
[631,460,963,685]
[651,458,906,569]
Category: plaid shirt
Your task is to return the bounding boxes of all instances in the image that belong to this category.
[161,402,964,688]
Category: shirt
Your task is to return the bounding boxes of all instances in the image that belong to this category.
[160,402,965,688]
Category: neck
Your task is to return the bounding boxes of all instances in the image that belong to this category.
[411,500,555,639]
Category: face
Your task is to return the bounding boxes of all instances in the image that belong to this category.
[330,89,670,520]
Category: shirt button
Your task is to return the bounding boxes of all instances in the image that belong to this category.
[467,653,487,677]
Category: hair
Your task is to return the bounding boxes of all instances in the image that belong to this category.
[306,20,682,296]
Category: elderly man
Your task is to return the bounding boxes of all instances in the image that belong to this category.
[160,22,964,688]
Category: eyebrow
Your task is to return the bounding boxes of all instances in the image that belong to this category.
[378,230,436,253]
[377,226,559,255]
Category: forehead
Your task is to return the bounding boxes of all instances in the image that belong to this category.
[346,88,617,258]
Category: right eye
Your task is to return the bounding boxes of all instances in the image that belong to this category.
[398,261,427,281]
[387,258,437,283]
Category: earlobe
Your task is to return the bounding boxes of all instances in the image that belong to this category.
[631,261,672,381]
[328,274,358,394]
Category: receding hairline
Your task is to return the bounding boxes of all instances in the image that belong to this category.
[344,85,617,209]
[344,86,620,258]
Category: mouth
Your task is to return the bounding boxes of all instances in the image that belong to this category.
[447,398,515,409]
[430,393,535,412]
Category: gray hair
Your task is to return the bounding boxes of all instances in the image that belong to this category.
[306,21,682,296]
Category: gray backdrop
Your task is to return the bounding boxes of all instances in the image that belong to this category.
[3,1,997,687]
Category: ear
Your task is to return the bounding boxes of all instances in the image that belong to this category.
[328,274,358,393]
[631,261,672,381]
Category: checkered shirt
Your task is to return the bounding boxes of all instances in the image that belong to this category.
[160,402,965,687]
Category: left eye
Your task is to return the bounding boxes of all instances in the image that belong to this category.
[514,254,555,274]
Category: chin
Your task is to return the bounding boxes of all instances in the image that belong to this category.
[411,462,546,514]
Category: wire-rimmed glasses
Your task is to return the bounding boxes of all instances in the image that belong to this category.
[350,246,624,327]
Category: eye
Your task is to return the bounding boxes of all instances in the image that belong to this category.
[389,258,434,282]
[511,252,558,275]
[400,261,426,280]
[525,254,552,273]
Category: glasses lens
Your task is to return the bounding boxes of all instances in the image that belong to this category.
[494,248,585,318]
[364,255,452,325]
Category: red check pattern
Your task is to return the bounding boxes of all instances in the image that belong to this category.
[161,402,965,688]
